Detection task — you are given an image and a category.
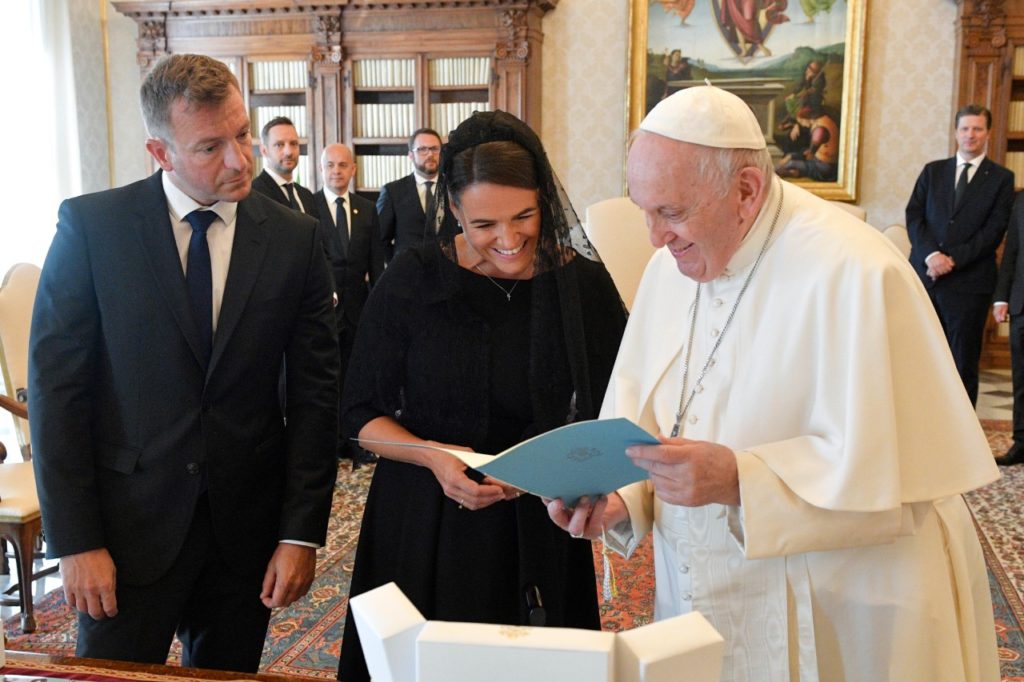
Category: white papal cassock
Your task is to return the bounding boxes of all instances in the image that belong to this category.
[604,179,1001,682]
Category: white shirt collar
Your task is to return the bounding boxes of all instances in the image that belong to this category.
[956,151,985,167]
[413,171,438,186]
[161,171,237,226]
[263,166,294,187]
[323,187,350,205]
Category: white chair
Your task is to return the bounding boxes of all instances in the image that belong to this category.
[829,200,867,222]
[0,263,57,633]
[584,197,656,311]
[0,264,39,459]
[883,224,912,259]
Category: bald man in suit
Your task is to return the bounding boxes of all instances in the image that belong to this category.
[312,143,384,467]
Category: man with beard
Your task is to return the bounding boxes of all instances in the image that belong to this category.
[377,128,455,262]
[251,116,318,219]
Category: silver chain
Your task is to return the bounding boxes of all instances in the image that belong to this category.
[473,264,520,301]
[670,181,785,438]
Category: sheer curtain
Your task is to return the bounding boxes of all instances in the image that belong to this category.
[0,1,80,276]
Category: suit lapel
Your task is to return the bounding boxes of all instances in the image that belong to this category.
[133,172,209,369]
[209,196,270,375]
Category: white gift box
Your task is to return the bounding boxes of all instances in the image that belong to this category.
[417,621,615,682]
[615,612,724,682]
[348,582,426,682]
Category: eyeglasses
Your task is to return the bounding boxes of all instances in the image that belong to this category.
[413,145,441,156]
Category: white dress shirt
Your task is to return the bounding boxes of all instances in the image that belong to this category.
[162,172,316,549]
[323,186,351,237]
[414,171,438,212]
[162,172,235,335]
[264,166,306,213]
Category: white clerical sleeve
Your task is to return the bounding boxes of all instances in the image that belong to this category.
[728,450,911,559]
[740,250,997,513]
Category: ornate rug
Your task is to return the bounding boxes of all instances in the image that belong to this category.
[7,423,1021,680]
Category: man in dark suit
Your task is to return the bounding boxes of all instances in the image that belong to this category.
[312,143,384,468]
[28,54,339,673]
[993,193,1024,464]
[378,127,448,262]
[251,116,318,219]
[907,104,1014,406]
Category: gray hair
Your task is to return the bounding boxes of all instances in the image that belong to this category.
[693,146,774,198]
[140,54,240,143]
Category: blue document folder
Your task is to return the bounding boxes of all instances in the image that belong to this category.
[467,418,658,504]
[359,418,659,504]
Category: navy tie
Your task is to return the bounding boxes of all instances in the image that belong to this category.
[184,209,217,362]
[335,196,350,258]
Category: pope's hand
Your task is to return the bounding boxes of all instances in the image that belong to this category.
[627,435,740,507]
[546,492,628,540]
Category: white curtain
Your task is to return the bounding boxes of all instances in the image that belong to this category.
[0,0,80,275]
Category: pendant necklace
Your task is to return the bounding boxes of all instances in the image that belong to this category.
[474,264,520,302]
[670,181,785,438]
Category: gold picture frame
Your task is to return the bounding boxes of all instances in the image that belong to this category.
[629,0,867,201]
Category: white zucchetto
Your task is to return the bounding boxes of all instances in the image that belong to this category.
[640,85,767,151]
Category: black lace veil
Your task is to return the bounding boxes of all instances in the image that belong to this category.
[426,110,617,429]
[430,109,601,269]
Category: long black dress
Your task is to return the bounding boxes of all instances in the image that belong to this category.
[336,244,626,681]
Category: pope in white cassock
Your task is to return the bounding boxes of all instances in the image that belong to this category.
[548,86,1002,681]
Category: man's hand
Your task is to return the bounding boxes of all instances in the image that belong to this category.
[994,302,1010,323]
[627,435,740,507]
[260,543,317,609]
[925,252,955,280]
[61,548,117,620]
[546,492,628,541]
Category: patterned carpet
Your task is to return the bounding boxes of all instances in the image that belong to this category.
[6,424,1021,679]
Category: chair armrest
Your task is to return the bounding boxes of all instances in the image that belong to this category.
[0,394,27,420]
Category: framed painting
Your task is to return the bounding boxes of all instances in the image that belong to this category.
[629,0,866,201]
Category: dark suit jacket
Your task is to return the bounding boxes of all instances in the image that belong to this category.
[906,156,1014,295]
[29,171,340,585]
[252,169,319,219]
[312,189,385,331]
[377,174,427,262]
[995,191,1024,314]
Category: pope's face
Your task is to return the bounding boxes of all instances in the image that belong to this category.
[627,132,750,283]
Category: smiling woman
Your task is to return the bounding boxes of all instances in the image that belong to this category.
[335,110,629,682]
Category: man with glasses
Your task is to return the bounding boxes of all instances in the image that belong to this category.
[377,128,448,262]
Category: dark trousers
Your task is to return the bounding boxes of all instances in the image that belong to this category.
[75,495,272,673]
[337,319,356,457]
[1011,314,1024,444]
[928,287,991,405]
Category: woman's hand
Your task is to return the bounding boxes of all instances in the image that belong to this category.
[427,446,507,510]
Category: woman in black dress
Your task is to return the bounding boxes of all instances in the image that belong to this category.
[336,110,627,681]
